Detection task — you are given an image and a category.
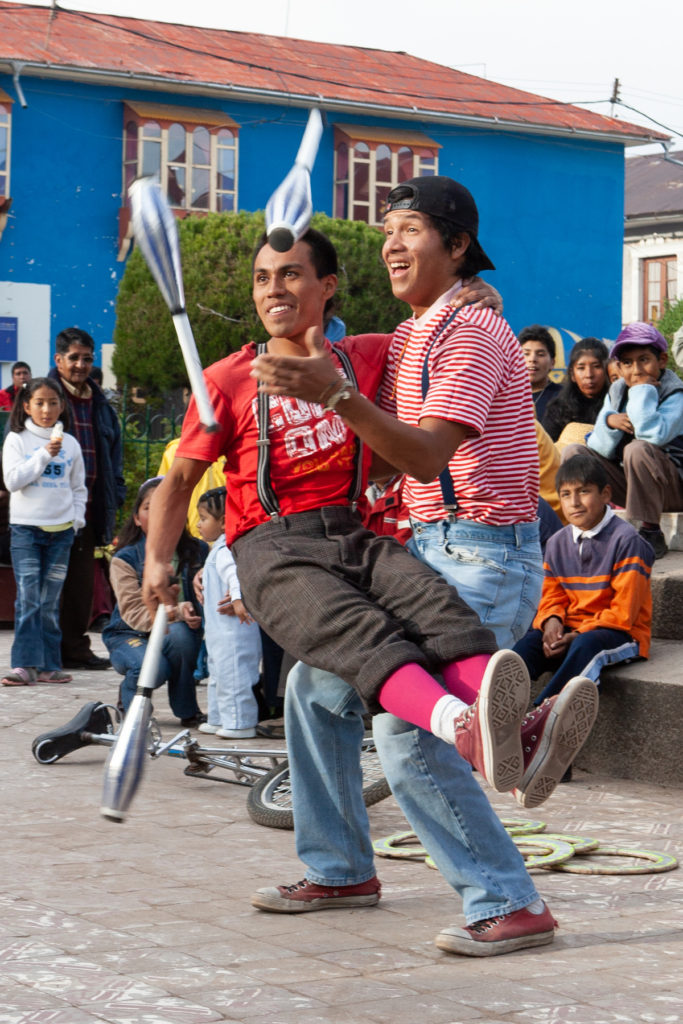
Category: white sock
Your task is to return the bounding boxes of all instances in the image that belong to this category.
[526,899,545,914]
[430,693,469,744]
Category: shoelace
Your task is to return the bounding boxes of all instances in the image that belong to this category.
[454,701,477,731]
[283,879,311,893]
[469,914,506,934]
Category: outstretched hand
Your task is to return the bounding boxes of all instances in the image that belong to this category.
[250,327,341,404]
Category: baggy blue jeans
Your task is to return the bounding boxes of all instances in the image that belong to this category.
[10,524,74,671]
[286,664,539,924]
[514,626,640,705]
[408,518,543,649]
[107,622,202,720]
[284,515,544,923]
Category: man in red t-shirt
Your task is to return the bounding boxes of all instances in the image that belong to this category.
[144,226,569,958]
[145,229,505,727]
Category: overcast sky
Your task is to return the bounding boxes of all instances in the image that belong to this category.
[7,0,682,154]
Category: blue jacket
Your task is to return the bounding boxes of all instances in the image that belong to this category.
[48,368,125,544]
[588,369,683,478]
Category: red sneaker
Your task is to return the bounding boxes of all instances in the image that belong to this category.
[513,676,599,809]
[435,903,558,956]
[251,876,381,913]
[453,650,529,792]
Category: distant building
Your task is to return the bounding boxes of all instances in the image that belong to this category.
[0,3,664,384]
[623,150,683,325]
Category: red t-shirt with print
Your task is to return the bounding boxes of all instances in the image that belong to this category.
[176,336,390,545]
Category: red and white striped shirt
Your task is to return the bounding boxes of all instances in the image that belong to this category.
[379,288,539,525]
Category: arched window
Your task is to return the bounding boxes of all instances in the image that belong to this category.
[333,125,439,224]
[122,103,239,214]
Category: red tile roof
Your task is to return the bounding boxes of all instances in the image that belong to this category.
[0,3,665,144]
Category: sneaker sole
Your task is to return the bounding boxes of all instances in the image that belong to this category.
[515,677,599,809]
[477,651,530,792]
[435,926,555,957]
[251,888,380,913]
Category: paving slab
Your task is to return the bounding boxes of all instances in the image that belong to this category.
[0,628,682,1024]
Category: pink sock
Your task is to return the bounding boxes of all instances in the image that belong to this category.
[378,663,456,732]
[441,653,493,704]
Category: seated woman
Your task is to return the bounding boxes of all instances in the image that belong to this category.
[544,338,610,450]
[103,477,207,727]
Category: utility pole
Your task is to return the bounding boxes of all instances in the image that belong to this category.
[610,78,621,117]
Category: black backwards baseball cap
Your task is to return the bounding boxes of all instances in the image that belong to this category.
[384,176,495,273]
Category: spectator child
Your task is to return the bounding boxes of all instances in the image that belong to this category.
[606,357,621,384]
[514,453,653,708]
[518,325,562,425]
[356,474,412,545]
[195,486,262,739]
[2,377,86,685]
[543,338,609,446]
[103,478,206,726]
[576,322,683,558]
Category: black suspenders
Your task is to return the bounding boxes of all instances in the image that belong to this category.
[419,308,462,517]
[255,342,363,518]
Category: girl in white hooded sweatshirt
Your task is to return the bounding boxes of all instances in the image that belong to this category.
[2,377,86,685]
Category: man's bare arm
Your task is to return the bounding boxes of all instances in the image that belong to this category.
[251,328,467,482]
[143,456,209,616]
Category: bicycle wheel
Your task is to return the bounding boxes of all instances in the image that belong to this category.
[246,745,391,830]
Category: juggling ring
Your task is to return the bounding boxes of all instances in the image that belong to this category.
[501,819,547,836]
[374,823,548,859]
[538,832,600,855]
[373,831,427,860]
[543,846,678,875]
[511,836,575,868]
[426,836,575,871]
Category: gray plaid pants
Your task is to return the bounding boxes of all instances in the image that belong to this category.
[232,506,497,713]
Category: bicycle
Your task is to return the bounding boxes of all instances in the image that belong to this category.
[31,700,391,830]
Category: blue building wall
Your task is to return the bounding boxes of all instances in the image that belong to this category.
[0,73,625,371]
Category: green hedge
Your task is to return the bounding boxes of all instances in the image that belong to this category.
[113,210,405,394]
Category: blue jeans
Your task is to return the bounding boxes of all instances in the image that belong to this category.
[106,622,202,720]
[286,664,539,924]
[10,525,74,670]
[514,627,640,705]
[408,518,543,648]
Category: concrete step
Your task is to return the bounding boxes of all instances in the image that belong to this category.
[530,638,683,787]
[651,548,683,640]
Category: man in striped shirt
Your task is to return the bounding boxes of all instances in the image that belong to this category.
[247,182,597,953]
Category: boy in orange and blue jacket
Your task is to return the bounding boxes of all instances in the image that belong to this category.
[514,453,653,706]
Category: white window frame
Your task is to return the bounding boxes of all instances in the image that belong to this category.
[122,102,239,213]
[333,125,440,225]
[641,254,678,323]
[0,90,13,198]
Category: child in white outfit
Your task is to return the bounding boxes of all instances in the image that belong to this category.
[2,377,86,685]
[195,487,262,738]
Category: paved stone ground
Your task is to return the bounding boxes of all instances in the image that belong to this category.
[2,628,682,1024]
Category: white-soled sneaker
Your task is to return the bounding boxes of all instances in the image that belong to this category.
[453,650,530,792]
[513,677,599,808]
[197,722,221,734]
[216,726,257,739]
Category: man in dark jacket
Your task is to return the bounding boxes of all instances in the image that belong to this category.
[50,327,125,668]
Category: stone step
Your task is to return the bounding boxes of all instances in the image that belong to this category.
[650,548,683,640]
[660,511,683,551]
[554,638,683,786]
